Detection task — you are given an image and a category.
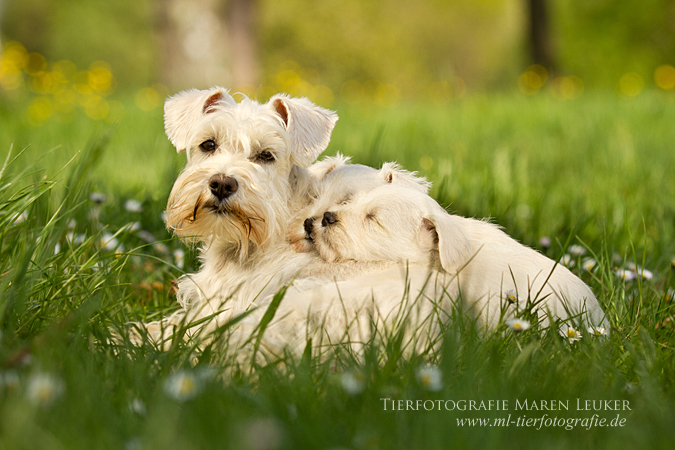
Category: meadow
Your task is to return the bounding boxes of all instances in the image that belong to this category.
[1,91,675,449]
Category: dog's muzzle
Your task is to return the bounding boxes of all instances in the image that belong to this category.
[303,218,315,238]
[321,211,337,227]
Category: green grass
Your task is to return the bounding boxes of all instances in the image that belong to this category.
[1,91,675,449]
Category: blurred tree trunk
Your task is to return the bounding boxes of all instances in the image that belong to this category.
[157,0,259,90]
[0,0,4,48]
[527,0,555,71]
[227,0,259,87]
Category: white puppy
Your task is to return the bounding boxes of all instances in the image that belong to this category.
[235,182,609,361]
[306,183,608,330]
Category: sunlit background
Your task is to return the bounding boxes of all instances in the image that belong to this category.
[1,0,674,126]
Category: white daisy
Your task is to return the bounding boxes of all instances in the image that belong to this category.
[666,288,675,302]
[560,254,575,268]
[581,257,597,272]
[100,233,119,251]
[127,221,142,233]
[173,249,185,269]
[568,245,586,256]
[89,192,106,203]
[129,398,146,415]
[636,267,653,281]
[124,199,143,213]
[587,326,608,337]
[26,372,64,406]
[416,365,443,392]
[615,269,637,282]
[164,371,201,402]
[504,290,518,304]
[12,211,28,224]
[564,327,582,342]
[506,318,531,332]
[340,370,366,396]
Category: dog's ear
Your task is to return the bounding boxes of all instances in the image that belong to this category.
[308,153,351,180]
[419,209,472,274]
[269,94,338,167]
[164,87,235,154]
[380,162,432,193]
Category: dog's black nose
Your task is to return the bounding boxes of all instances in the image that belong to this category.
[322,211,337,227]
[303,218,315,237]
[208,174,238,201]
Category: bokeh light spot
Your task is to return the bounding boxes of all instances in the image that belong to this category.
[619,73,644,97]
[135,87,162,111]
[551,76,584,100]
[518,65,547,95]
[419,156,434,171]
[341,80,364,105]
[654,64,675,90]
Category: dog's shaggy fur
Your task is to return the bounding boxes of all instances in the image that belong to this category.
[135,87,341,344]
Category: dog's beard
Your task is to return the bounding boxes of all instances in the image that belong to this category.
[166,166,284,259]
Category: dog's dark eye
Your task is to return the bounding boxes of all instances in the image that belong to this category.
[255,150,275,163]
[365,211,376,220]
[200,140,217,153]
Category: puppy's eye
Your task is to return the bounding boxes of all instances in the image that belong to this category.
[365,211,376,220]
[338,194,352,205]
[199,140,217,153]
[255,150,275,163]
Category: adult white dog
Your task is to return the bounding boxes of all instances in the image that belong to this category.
[132,87,339,344]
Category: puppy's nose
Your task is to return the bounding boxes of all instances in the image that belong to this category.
[322,211,337,227]
[303,218,315,237]
[208,174,238,201]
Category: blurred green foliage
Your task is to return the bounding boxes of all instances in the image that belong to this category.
[1,0,157,87]
[555,0,675,89]
[1,0,674,95]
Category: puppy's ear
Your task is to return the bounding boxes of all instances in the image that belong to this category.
[308,153,351,180]
[380,162,432,193]
[269,94,338,167]
[164,87,235,153]
[420,209,472,274]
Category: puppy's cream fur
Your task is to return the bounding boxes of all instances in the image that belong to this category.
[308,183,608,329]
